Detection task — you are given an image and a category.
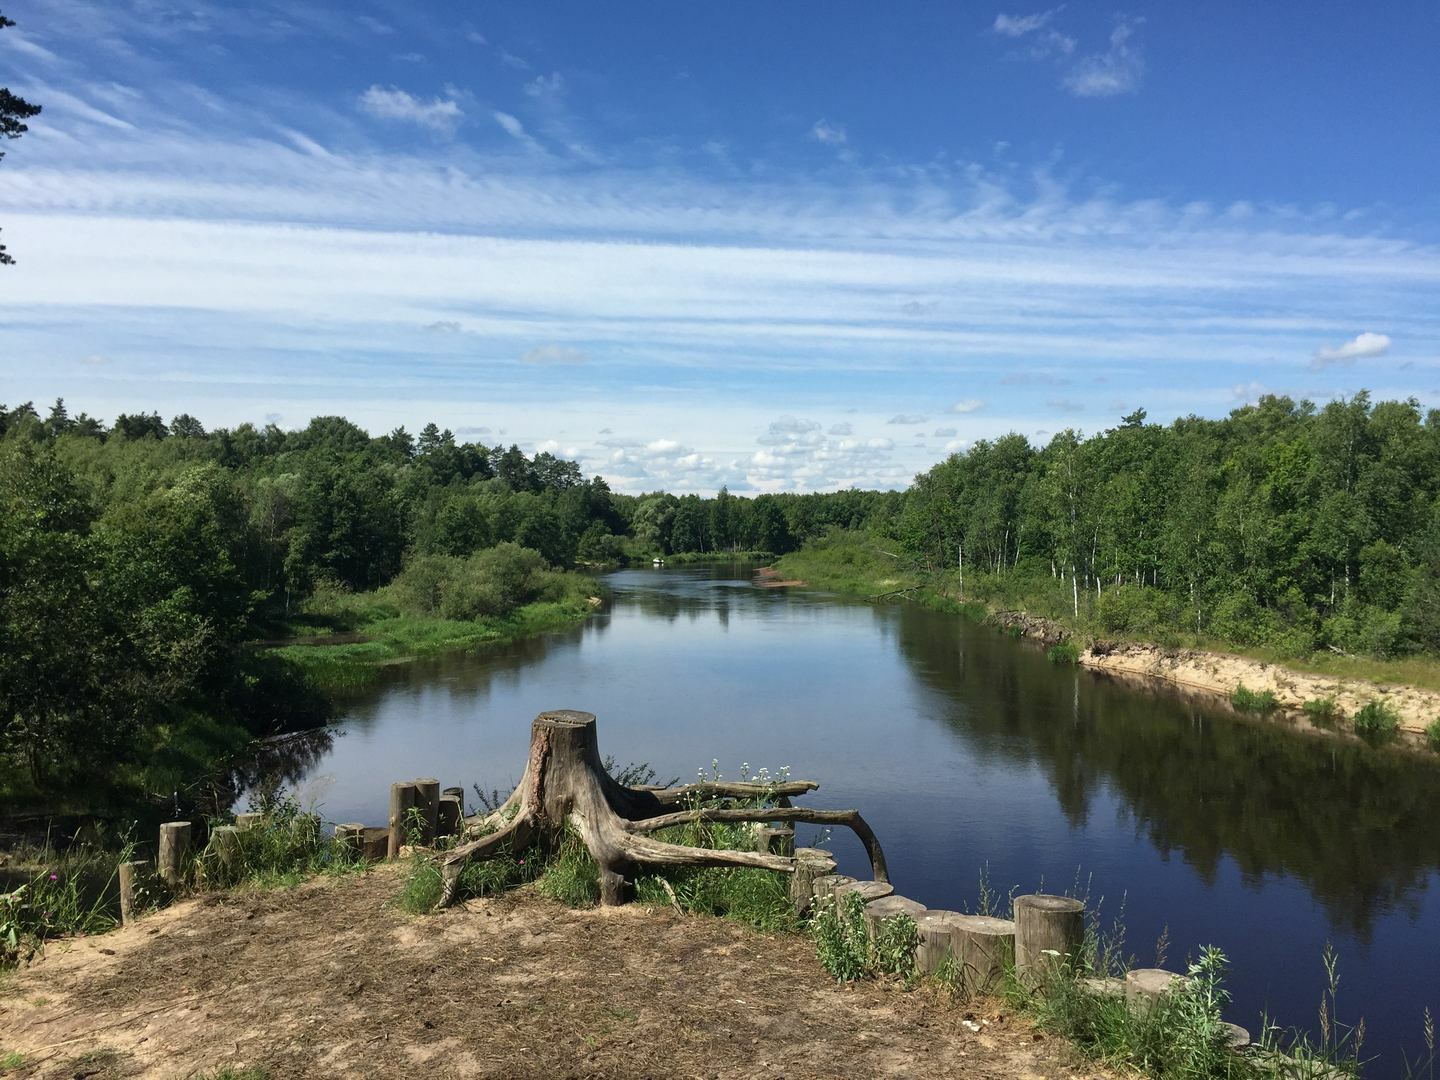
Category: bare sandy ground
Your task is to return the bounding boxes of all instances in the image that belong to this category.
[0,867,1112,1080]
[1081,642,1440,735]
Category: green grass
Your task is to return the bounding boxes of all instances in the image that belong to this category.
[196,1068,270,1080]
[1230,684,1279,713]
[1427,719,1440,751]
[1352,698,1400,736]
[1302,697,1340,723]
[1048,642,1081,665]
[0,1050,25,1073]
[1,842,132,967]
[809,891,917,983]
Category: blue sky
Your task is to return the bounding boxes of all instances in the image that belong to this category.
[1,1,1438,493]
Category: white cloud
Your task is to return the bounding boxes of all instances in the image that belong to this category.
[1063,17,1144,98]
[1311,331,1391,368]
[521,344,588,365]
[810,119,847,146]
[993,9,1061,37]
[828,422,853,436]
[358,85,462,132]
[525,73,565,99]
[887,413,927,425]
[933,426,958,437]
[499,49,530,71]
[1231,381,1268,402]
[425,320,462,333]
[993,8,1075,56]
[494,110,541,151]
[949,399,985,414]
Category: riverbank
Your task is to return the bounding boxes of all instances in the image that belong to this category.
[0,867,1101,1080]
[771,542,1440,740]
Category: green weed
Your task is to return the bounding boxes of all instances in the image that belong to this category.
[1427,720,1440,752]
[1230,684,1279,713]
[1047,642,1081,665]
[1352,698,1400,736]
[1302,697,1340,723]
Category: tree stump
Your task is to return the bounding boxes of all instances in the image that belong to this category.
[862,895,927,940]
[1124,967,1188,1009]
[157,821,192,887]
[118,859,150,924]
[917,912,1015,992]
[755,825,795,856]
[388,781,417,859]
[413,778,441,844]
[438,710,888,908]
[334,823,366,858]
[789,847,837,914]
[361,827,390,862]
[437,794,463,837]
[207,825,241,870]
[1014,893,1085,990]
[833,879,894,905]
[813,874,857,907]
[234,811,263,831]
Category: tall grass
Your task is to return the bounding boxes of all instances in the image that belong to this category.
[1231,684,1279,713]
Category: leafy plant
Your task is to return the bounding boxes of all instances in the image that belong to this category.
[1427,719,1440,752]
[1302,697,1339,722]
[1230,684,1279,713]
[1047,642,1081,665]
[1353,698,1399,736]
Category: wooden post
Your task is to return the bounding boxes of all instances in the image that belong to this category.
[754,825,795,856]
[362,826,390,862]
[918,913,1014,992]
[1124,968,1188,1010]
[157,821,192,887]
[413,777,441,845]
[1014,893,1085,990]
[833,879,894,905]
[442,786,466,813]
[208,825,241,870]
[812,874,857,908]
[234,811,263,831]
[118,859,150,925]
[388,781,417,859]
[789,847,836,915]
[334,822,365,858]
[437,794,463,838]
[862,895,926,940]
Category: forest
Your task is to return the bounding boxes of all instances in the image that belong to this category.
[3,391,1438,804]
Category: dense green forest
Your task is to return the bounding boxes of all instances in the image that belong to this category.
[4,391,1438,804]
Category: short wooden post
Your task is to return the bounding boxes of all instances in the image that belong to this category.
[833,879,894,905]
[812,874,857,908]
[1124,968,1188,1010]
[362,826,390,862]
[437,794,463,837]
[157,821,192,887]
[208,825,241,869]
[1014,894,1085,990]
[755,825,795,856]
[443,786,466,813]
[388,781,417,858]
[234,811,263,831]
[413,777,441,845]
[334,822,365,858]
[790,847,836,915]
[118,859,150,925]
[862,895,927,940]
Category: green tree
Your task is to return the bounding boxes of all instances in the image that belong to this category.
[0,10,41,266]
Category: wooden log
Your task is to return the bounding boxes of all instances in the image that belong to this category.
[208,825,241,869]
[334,822,365,857]
[862,895,927,940]
[1013,893,1085,990]
[754,825,795,856]
[1124,967,1188,1009]
[442,786,466,814]
[437,794,463,838]
[915,910,964,975]
[789,847,837,915]
[234,811,263,831]
[361,826,390,862]
[157,821,192,888]
[1080,975,1126,999]
[914,911,1014,993]
[413,778,441,845]
[388,781,417,859]
[833,879,894,905]
[812,874,856,907]
[118,859,150,925]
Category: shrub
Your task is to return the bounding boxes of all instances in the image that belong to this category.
[1047,642,1080,665]
[1302,697,1339,723]
[810,891,918,983]
[1427,719,1440,752]
[1230,683,1278,713]
[1352,698,1400,736]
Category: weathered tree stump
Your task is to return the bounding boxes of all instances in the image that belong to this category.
[361,827,390,862]
[387,781,417,859]
[438,710,888,908]
[334,823,366,858]
[916,912,1015,992]
[437,794,463,837]
[1014,893,1085,989]
[834,879,894,905]
[207,825,241,870]
[118,859,150,924]
[234,811,263,831]
[812,874,857,907]
[789,847,837,914]
[1125,967,1188,1009]
[862,895,927,939]
[754,825,795,856]
[157,822,192,887]
[413,778,441,844]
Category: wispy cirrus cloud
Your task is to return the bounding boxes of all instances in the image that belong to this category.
[358,85,462,132]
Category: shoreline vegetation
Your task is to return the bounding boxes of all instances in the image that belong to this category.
[771,533,1440,741]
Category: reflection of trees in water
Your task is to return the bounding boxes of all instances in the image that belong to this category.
[894,604,1440,935]
[218,728,337,814]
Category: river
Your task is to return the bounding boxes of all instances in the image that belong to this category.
[287,564,1440,1075]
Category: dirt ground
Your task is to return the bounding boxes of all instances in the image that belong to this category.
[0,867,1111,1080]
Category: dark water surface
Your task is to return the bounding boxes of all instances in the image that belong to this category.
[295,565,1440,1075]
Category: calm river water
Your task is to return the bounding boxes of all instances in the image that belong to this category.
[291,564,1440,1075]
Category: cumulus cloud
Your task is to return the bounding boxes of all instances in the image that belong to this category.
[1047,397,1085,413]
[525,73,565,99]
[933,426,958,437]
[948,398,985,414]
[358,85,462,132]
[1231,381,1268,402]
[1312,331,1391,369]
[1063,17,1144,98]
[828,422,853,436]
[887,413,927,425]
[455,425,491,435]
[993,7,1076,57]
[520,344,588,365]
[810,119,848,146]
